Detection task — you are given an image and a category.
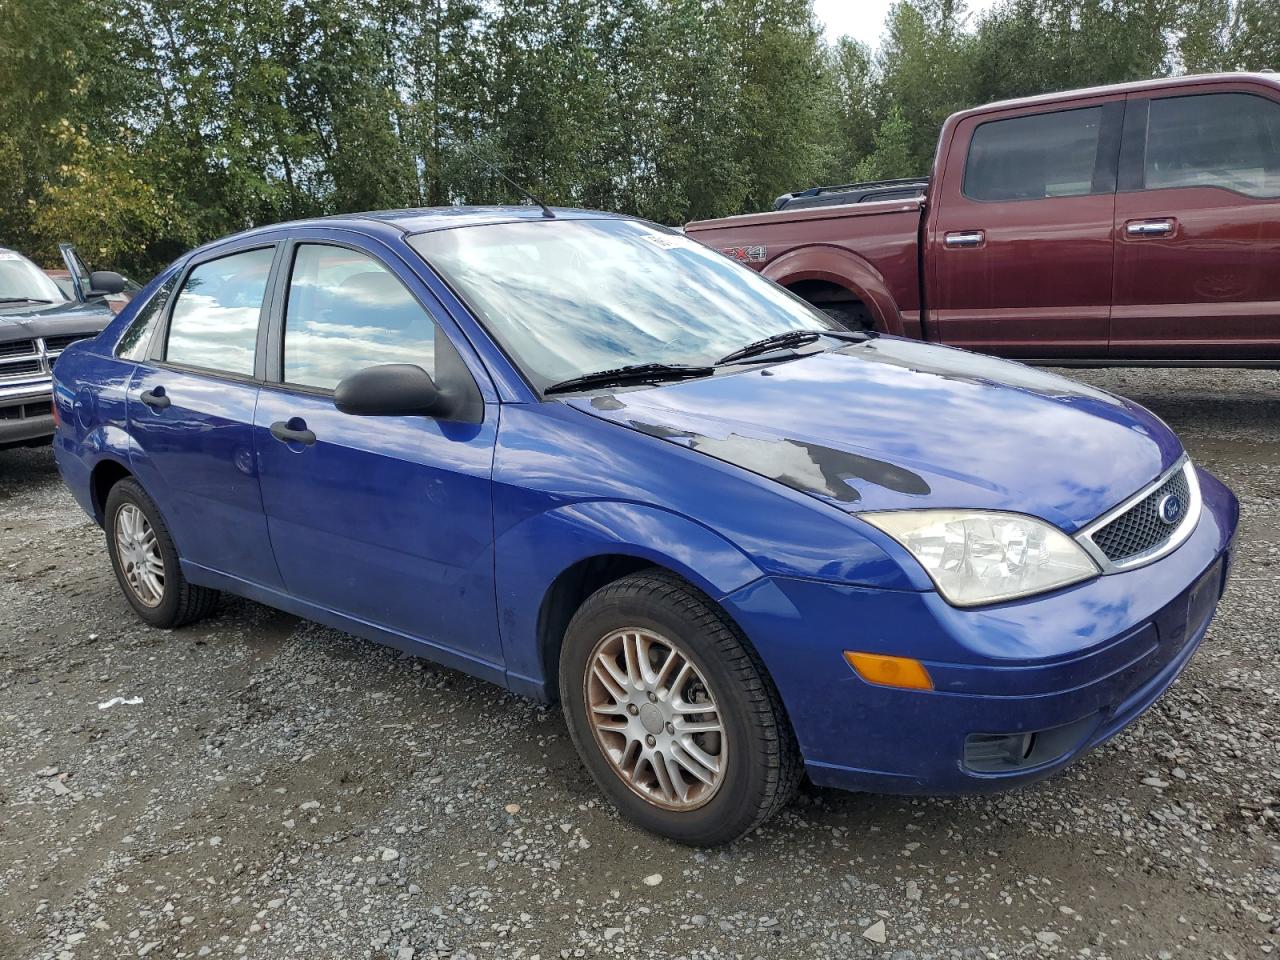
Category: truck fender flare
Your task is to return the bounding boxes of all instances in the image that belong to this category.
[762,245,906,336]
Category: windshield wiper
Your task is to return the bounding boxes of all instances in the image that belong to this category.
[0,297,52,305]
[715,328,870,365]
[544,362,715,395]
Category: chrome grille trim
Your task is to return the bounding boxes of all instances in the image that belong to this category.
[0,333,94,384]
[1075,455,1200,573]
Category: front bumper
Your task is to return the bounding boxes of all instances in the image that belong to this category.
[723,465,1239,794]
[0,378,54,447]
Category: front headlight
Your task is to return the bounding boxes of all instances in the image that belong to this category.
[861,510,1100,607]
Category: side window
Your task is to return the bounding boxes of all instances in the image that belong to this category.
[964,106,1104,201]
[116,277,175,361]
[282,244,436,391]
[165,247,274,376]
[1145,93,1280,198]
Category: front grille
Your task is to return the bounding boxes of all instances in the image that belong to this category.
[0,358,43,379]
[42,333,88,353]
[1091,467,1191,563]
[0,339,37,358]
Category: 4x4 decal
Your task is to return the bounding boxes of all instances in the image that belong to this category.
[721,244,766,264]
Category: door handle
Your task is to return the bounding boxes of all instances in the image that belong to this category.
[139,388,170,410]
[1125,218,1175,237]
[944,230,985,248]
[270,419,317,446]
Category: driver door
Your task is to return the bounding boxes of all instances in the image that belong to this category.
[252,235,505,669]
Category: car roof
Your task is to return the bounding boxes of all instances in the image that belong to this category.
[209,206,629,251]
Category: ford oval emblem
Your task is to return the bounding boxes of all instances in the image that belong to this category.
[1157,493,1184,525]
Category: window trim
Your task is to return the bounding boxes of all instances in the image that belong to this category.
[266,237,446,398]
[1125,90,1280,200]
[148,241,283,383]
[961,102,1122,204]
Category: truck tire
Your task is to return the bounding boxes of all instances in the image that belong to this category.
[820,301,875,332]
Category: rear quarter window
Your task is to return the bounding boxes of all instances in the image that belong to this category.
[116,277,176,361]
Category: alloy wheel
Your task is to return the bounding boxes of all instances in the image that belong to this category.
[115,503,164,608]
[584,628,727,810]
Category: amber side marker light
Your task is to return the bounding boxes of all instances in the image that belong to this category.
[844,651,934,691]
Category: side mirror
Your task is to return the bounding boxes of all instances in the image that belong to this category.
[88,270,126,296]
[333,363,455,418]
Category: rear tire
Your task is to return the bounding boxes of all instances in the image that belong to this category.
[820,301,874,332]
[559,569,800,845]
[104,478,220,628]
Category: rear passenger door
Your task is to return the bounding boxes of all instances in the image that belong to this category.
[926,99,1123,358]
[1111,87,1280,360]
[253,235,503,667]
[128,243,284,589]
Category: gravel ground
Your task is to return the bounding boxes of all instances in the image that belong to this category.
[1,367,1278,960]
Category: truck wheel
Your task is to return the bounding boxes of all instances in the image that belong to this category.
[104,478,220,629]
[559,569,800,845]
[821,302,875,332]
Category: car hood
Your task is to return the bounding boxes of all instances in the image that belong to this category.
[566,338,1183,533]
[0,299,114,340]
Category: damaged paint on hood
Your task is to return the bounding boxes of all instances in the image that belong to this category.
[571,337,1184,532]
[624,419,930,504]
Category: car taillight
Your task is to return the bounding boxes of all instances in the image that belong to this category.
[50,398,62,429]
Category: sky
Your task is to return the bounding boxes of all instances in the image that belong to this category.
[813,0,1001,49]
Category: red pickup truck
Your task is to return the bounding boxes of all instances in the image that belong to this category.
[685,73,1280,364]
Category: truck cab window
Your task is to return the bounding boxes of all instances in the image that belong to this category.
[1145,93,1280,198]
[964,107,1104,202]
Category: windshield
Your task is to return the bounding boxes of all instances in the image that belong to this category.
[409,218,839,391]
[0,250,68,305]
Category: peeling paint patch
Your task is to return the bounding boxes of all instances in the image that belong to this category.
[589,395,627,411]
[628,421,930,504]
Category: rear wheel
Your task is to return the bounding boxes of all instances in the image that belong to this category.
[560,569,800,845]
[104,478,220,628]
[819,301,874,332]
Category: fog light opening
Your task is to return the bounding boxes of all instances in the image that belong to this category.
[963,714,1099,774]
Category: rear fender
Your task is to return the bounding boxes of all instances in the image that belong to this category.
[764,245,905,336]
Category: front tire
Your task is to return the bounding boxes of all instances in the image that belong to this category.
[559,569,800,845]
[104,478,220,628]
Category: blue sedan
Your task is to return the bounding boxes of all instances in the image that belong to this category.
[51,207,1237,845]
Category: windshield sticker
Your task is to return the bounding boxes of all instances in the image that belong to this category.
[722,245,766,264]
[641,234,692,251]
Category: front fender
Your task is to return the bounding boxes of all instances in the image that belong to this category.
[494,499,764,695]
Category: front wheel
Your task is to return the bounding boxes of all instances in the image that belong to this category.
[559,570,800,845]
[104,478,220,628]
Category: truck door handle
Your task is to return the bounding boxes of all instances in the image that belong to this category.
[270,419,317,446]
[139,388,170,410]
[1126,218,1175,237]
[944,230,985,248]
